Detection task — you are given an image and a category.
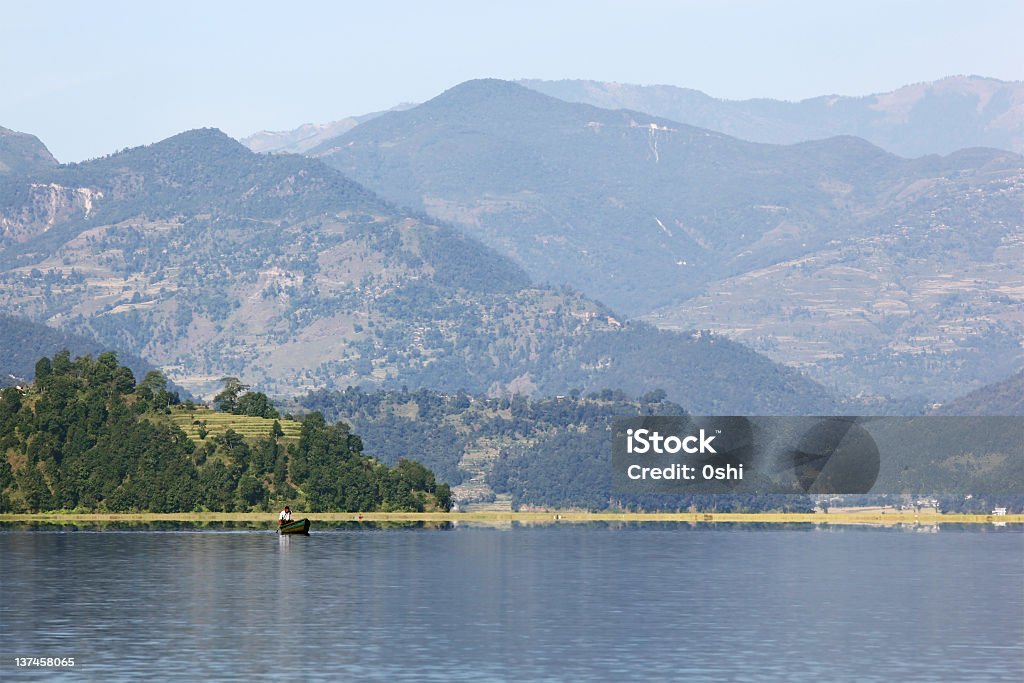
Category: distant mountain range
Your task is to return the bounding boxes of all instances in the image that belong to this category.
[5,75,1021,409]
[0,127,833,415]
[308,79,1024,400]
[240,76,1024,159]
[519,76,1024,158]
[239,104,416,155]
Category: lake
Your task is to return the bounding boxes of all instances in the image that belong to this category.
[1,523,1021,681]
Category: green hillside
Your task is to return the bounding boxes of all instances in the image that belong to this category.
[302,385,1022,513]
[0,353,450,514]
[302,386,819,513]
[165,407,303,442]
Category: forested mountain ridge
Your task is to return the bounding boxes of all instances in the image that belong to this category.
[312,79,1024,400]
[299,385,1022,512]
[300,385,817,512]
[933,370,1024,416]
[519,75,1024,157]
[313,79,1022,316]
[0,352,450,513]
[300,385,686,499]
[1,313,164,391]
[0,127,835,414]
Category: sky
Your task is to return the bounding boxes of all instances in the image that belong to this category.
[3,0,1022,162]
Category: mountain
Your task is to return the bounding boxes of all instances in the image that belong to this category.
[0,126,59,174]
[933,371,1024,416]
[0,127,834,414]
[310,79,1024,400]
[239,104,417,155]
[0,313,166,390]
[519,76,1024,157]
[246,76,1024,161]
[241,118,363,154]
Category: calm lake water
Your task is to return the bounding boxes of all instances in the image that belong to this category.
[1,523,1021,682]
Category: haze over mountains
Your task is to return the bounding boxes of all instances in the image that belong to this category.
[243,76,1024,159]
[307,79,1024,400]
[520,76,1024,157]
[2,74,1021,410]
[0,128,832,415]
[240,104,416,155]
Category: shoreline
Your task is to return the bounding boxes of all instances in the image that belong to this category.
[1,511,1021,526]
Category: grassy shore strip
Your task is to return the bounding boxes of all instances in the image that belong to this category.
[1,512,1021,525]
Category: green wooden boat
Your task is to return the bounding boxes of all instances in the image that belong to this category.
[278,518,311,534]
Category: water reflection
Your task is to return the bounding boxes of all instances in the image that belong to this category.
[4,519,1018,533]
[1,525,1021,681]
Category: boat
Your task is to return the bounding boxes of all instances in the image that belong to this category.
[278,518,311,535]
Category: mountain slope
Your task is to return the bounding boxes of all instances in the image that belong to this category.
[313,79,1022,313]
[311,79,1024,399]
[520,76,1024,157]
[0,314,158,388]
[0,128,834,414]
[0,126,59,175]
[933,371,1024,416]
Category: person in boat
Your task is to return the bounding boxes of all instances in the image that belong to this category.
[279,506,292,525]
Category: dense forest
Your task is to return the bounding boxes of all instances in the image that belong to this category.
[3,352,1014,515]
[302,385,1021,513]
[0,352,449,513]
[301,386,818,512]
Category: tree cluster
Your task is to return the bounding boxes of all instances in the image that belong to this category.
[0,352,448,513]
[213,377,279,419]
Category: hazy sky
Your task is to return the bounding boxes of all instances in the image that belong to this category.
[3,0,1022,162]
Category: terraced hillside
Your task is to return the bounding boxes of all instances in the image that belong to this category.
[164,407,303,443]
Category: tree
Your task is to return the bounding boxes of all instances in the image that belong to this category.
[435,483,452,512]
[236,391,279,419]
[213,377,249,413]
[138,370,178,410]
[16,466,53,512]
[34,356,52,382]
[641,389,668,403]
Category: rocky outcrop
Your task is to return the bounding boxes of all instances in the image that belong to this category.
[0,182,102,244]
